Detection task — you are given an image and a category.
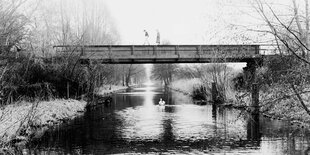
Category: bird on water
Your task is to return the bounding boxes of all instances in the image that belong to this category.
[159,98,165,106]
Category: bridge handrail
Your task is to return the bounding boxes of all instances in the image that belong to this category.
[53,44,261,55]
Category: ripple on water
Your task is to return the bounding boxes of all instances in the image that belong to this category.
[27,86,310,154]
[113,104,247,143]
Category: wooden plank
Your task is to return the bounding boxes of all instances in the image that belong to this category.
[111,46,132,51]
[134,50,154,56]
[178,46,197,51]
[134,46,154,51]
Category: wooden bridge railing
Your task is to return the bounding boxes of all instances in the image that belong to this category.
[54,45,261,63]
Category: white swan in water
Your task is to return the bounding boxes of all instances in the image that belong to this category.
[159,98,165,106]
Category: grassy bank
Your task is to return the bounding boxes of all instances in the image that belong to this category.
[0,84,127,153]
[0,99,86,153]
[170,78,237,103]
[169,78,310,125]
[236,85,310,124]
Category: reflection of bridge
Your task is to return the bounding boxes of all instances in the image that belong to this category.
[54,45,263,64]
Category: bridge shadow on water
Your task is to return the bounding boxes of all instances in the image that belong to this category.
[28,85,310,154]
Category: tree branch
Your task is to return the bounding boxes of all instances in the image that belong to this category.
[291,84,310,116]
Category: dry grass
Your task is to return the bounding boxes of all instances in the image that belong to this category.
[170,78,203,95]
[0,99,86,144]
[235,84,310,123]
[170,78,237,103]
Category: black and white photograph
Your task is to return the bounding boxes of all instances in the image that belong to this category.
[1,0,310,154]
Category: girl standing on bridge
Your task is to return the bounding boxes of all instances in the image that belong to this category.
[156,30,160,45]
[143,30,150,45]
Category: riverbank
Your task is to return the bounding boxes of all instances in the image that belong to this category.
[238,85,310,124]
[0,84,128,153]
[97,85,128,95]
[170,79,310,126]
[0,99,86,153]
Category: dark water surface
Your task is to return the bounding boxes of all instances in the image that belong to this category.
[29,84,310,154]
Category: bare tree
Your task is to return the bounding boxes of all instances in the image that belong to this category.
[0,0,29,53]
[121,64,146,87]
[250,0,310,116]
[151,64,177,86]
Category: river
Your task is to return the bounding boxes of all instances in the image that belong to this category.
[28,84,310,154]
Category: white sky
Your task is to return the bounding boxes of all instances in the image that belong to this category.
[105,0,212,44]
[103,0,293,45]
[31,0,294,45]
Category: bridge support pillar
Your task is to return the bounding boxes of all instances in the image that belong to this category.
[211,82,217,104]
[252,83,259,114]
[244,61,259,114]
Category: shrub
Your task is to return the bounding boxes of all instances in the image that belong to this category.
[0,53,102,105]
[192,85,207,100]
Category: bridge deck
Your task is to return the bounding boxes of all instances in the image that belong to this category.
[54,45,262,64]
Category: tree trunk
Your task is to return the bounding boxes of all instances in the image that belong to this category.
[305,0,309,59]
[125,74,130,87]
[125,64,133,87]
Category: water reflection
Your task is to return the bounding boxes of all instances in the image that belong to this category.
[247,113,260,141]
[28,85,310,154]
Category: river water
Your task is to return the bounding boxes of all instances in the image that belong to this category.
[29,84,310,155]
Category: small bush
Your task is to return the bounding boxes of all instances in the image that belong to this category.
[0,53,101,105]
[192,85,207,100]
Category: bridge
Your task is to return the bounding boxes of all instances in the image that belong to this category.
[54,44,273,113]
[54,45,263,64]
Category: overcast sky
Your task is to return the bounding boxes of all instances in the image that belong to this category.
[104,0,209,44]
[32,0,295,45]
[103,0,293,45]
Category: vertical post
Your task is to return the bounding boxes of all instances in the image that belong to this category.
[212,82,217,104]
[108,45,112,59]
[242,66,249,89]
[249,61,259,114]
[252,83,259,113]
[67,81,70,99]
[175,45,180,59]
[247,111,260,141]
[254,45,259,55]
[153,45,157,56]
[131,45,135,55]
[196,45,201,60]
